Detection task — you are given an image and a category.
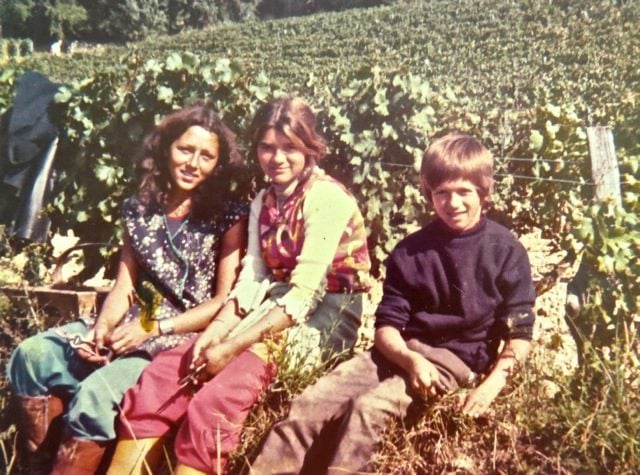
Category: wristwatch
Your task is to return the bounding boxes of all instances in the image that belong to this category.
[158,318,175,336]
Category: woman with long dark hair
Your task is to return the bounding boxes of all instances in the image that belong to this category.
[8,104,248,474]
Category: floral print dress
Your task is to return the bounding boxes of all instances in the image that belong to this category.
[105,196,247,357]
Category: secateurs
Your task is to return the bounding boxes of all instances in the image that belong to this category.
[154,362,207,414]
[52,328,113,360]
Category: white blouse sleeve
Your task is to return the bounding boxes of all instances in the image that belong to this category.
[226,190,271,315]
[276,179,358,323]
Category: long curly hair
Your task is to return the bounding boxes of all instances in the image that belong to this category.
[135,105,242,220]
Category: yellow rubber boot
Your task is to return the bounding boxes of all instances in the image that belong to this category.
[174,463,208,475]
[106,437,162,475]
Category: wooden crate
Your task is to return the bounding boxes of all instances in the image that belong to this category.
[0,286,111,327]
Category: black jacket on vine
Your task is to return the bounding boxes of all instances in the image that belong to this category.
[0,70,60,242]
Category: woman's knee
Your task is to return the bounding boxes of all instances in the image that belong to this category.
[185,365,269,429]
[11,330,55,366]
[185,386,249,432]
[8,334,64,394]
[65,376,119,440]
[8,322,89,386]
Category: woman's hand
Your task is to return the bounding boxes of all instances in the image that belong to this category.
[106,321,157,355]
[189,303,243,368]
[93,320,110,349]
[194,340,239,381]
[74,327,111,365]
[190,322,228,367]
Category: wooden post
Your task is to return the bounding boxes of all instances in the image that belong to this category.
[565,126,622,366]
[587,126,621,204]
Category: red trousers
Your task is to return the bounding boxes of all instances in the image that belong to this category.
[119,339,276,473]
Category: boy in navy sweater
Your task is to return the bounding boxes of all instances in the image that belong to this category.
[248,133,536,474]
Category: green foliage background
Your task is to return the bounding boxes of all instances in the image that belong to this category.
[0,0,638,471]
[0,0,393,44]
[1,0,637,331]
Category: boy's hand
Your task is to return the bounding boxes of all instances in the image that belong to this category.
[407,352,445,398]
[460,339,530,417]
[374,326,447,398]
[460,372,506,417]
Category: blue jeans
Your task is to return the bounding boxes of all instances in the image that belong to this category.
[7,321,150,441]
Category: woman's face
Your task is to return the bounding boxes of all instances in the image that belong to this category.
[257,128,306,191]
[168,125,220,193]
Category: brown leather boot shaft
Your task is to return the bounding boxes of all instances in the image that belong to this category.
[51,437,108,475]
[16,394,64,452]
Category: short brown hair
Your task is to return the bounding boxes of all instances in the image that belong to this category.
[420,133,494,206]
[249,96,327,169]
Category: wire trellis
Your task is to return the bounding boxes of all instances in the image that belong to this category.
[494,173,592,186]
[377,158,598,186]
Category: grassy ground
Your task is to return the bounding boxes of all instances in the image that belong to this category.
[1,236,639,473]
[1,0,639,471]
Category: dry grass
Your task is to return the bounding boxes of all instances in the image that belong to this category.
[1,231,638,474]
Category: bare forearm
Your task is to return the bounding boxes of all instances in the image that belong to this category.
[224,305,293,354]
[484,339,531,386]
[374,326,422,373]
[203,301,243,341]
[96,238,137,332]
[161,296,228,335]
[461,339,532,416]
[94,287,131,329]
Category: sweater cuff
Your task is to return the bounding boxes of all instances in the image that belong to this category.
[226,278,272,316]
[275,286,322,324]
[504,311,535,341]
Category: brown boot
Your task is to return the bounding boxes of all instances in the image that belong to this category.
[51,437,108,475]
[15,394,64,473]
[16,394,64,452]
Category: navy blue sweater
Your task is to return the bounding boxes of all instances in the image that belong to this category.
[374,218,536,373]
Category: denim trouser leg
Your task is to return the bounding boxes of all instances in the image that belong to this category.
[8,321,94,397]
[65,354,150,440]
[8,320,151,441]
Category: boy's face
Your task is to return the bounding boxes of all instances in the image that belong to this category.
[431,179,483,233]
